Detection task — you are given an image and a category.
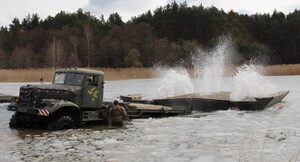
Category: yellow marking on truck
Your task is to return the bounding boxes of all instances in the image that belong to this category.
[88,87,98,101]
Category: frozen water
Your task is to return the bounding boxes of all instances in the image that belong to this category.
[0,76,299,162]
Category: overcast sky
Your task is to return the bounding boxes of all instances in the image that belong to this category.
[1,0,300,27]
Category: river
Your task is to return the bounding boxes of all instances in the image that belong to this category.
[0,76,299,162]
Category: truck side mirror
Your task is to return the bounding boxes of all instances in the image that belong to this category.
[40,77,44,84]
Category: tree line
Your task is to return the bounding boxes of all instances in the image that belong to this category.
[0,2,299,69]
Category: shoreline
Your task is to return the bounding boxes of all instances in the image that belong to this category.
[0,64,299,82]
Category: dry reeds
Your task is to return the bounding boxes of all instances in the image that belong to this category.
[260,64,300,76]
[0,64,299,82]
[0,68,54,82]
[99,68,154,80]
[0,68,155,82]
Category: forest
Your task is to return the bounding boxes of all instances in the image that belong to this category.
[0,2,299,69]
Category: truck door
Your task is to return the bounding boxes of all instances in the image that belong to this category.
[82,75,100,108]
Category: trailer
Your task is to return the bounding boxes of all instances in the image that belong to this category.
[121,91,289,112]
[0,95,17,103]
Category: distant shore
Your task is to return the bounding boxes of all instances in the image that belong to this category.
[0,64,299,82]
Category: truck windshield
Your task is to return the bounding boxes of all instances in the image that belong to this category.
[53,73,66,84]
[53,73,84,86]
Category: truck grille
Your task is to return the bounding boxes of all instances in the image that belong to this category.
[18,85,76,108]
[19,87,33,107]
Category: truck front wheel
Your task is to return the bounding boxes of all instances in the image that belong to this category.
[9,113,19,128]
[47,115,76,130]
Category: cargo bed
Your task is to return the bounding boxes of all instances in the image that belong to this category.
[125,103,191,118]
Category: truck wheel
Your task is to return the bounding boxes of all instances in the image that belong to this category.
[9,113,19,128]
[47,115,76,130]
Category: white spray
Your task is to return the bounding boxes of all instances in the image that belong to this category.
[152,68,194,98]
[193,37,233,94]
[230,64,278,101]
[152,36,279,101]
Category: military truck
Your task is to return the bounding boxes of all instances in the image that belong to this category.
[7,68,107,130]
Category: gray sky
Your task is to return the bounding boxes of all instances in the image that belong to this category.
[1,0,300,27]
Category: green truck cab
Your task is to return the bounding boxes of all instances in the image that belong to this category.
[7,68,106,130]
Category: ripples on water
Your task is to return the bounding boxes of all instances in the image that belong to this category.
[0,76,299,162]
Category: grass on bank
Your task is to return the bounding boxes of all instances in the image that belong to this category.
[260,64,300,76]
[0,64,299,82]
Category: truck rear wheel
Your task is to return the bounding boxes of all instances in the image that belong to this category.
[47,115,76,130]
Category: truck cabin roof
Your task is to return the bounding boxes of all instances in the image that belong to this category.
[55,68,104,76]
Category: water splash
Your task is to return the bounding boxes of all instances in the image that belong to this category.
[230,64,278,101]
[152,68,194,98]
[152,36,279,101]
[193,37,233,94]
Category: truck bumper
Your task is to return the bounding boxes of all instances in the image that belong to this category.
[7,105,39,115]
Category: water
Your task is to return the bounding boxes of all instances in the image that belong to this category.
[0,76,299,162]
[151,37,234,97]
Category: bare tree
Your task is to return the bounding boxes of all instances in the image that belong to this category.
[55,39,64,67]
[124,48,143,67]
[0,34,8,68]
[84,24,92,67]
[9,46,33,68]
[49,35,64,68]
[51,35,56,68]
[0,49,8,68]
[47,28,75,68]
[67,35,81,66]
